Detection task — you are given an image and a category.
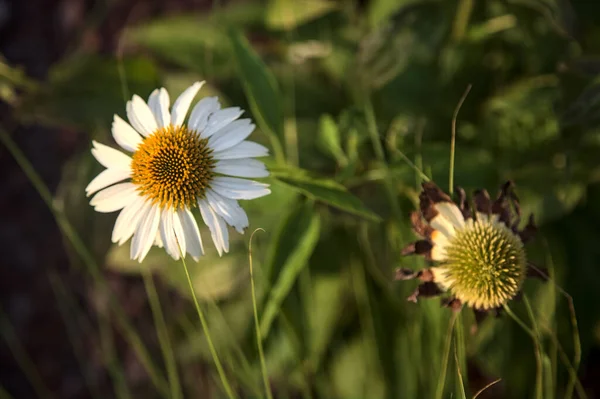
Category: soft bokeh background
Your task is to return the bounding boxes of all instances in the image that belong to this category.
[2,0,600,398]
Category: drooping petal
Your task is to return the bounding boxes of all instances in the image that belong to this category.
[207,119,254,152]
[159,209,180,260]
[90,183,138,213]
[172,210,187,257]
[112,196,148,245]
[91,141,132,171]
[188,96,220,133]
[85,168,130,196]
[198,198,229,256]
[205,189,249,233]
[179,208,204,260]
[210,177,271,200]
[214,158,269,178]
[201,107,244,139]
[127,95,158,136]
[148,88,171,128]
[112,115,143,152]
[171,81,204,127]
[131,203,161,262]
[212,141,269,160]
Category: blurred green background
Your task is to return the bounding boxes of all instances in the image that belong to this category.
[2,0,600,398]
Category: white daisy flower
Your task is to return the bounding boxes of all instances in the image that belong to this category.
[86,81,271,262]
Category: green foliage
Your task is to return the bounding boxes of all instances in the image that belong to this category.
[7,0,600,398]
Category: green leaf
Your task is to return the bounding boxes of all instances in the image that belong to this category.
[317,114,347,164]
[272,167,382,222]
[259,201,321,339]
[265,0,338,30]
[228,28,285,162]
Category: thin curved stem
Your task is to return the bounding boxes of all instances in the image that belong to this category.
[179,255,237,399]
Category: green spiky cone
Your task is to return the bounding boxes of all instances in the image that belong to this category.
[442,219,527,310]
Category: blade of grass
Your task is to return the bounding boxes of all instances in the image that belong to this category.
[98,310,132,399]
[527,261,584,399]
[50,273,132,399]
[0,385,15,399]
[449,84,472,195]
[249,229,273,399]
[503,303,542,399]
[523,296,544,399]
[472,379,501,399]
[454,346,467,399]
[0,127,170,397]
[48,273,103,399]
[434,312,458,399]
[363,97,403,221]
[178,254,237,399]
[0,306,53,399]
[142,270,182,399]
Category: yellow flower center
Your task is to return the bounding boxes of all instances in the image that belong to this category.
[442,219,526,310]
[131,125,215,209]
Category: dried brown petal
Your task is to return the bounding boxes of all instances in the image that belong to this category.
[473,189,491,215]
[410,211,434,238]
[519,214,537,243]
[401,240,433,259]
[455,186,471,220]
[407,282,442,303]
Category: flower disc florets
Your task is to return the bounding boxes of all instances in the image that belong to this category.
[442,218,526,309]
[131,125,215,209]
[395,181,539,313]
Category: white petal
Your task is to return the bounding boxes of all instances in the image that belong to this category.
[131,203,161,262]
[148,88,171,128]
[199,198,229,256]
[430,215,456,239]
[213,141,269,160]
[112,196,147,245]
[188,97,221,133]
[127,95,158,136]
[112,115,143,152]
[214,158,269,178]
[208,119,255,152]
[435,202,465,229]
[171,81,204,127]
[90,183,138,213]
[430,230,449,261]
[202,107,244,139]
[154,230,164,247]
[159,209,180,260]
[85,168,130,196]
[91,141,132,171]
[179,208,204,260]
[211,177,271,200]
[206,190,249,234]
[172,211,187,257]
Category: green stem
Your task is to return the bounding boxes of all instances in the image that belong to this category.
[449,85,472,195]
[142,270,182,399]
[179,256,237,399]
[248,229,273,399]
[434,312,458,399]
[454,313,468,396]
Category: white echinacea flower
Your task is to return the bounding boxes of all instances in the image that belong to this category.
[86,81,271,262]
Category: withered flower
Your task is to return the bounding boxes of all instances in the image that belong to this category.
[396,181,538,312]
